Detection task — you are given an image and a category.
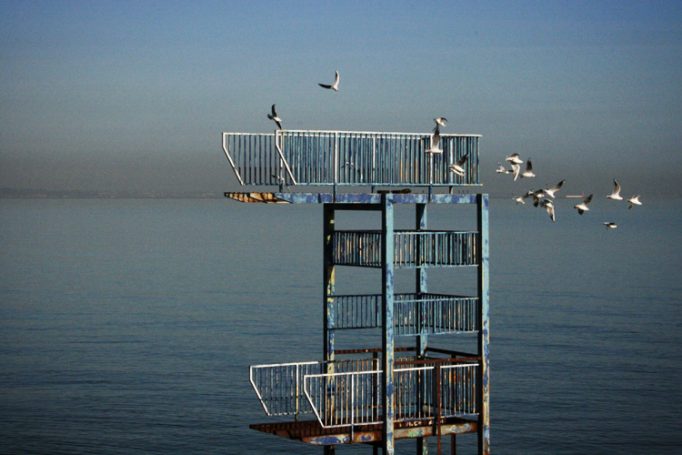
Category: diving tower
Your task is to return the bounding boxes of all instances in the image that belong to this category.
[223,129,490,455]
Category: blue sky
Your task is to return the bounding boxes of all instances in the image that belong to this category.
[1,0,681,195]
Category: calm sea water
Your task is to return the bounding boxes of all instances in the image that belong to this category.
[1,197,681,454]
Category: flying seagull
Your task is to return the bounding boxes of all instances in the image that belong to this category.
[574,194,593,215]
[627,195,642,209]
[434,117,448,127]
[511,163,521,181]
[603,222,618,229]
[514,195,526,205]
[449,153,468,177]
[520,160,536,179]
[318,70,340,91]
[496,164,511,174]
[543,180,565,199]
[267,104,282,129]
[426,124,443,154]
[541,199,556,222]
[505,153,524,165]
[607,179,623,200]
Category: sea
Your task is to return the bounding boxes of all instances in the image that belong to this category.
[1,197,681,454]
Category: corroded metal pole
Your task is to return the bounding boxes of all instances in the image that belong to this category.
[477,194,490,455]
[323,204,336,455]
[415,203,429,455]
[381,194,395,455]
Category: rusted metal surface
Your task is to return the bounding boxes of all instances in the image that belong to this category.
[241,193,490,454]
[249,416,477,445]
[225,191,480,205]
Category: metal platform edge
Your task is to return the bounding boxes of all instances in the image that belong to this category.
[249,417,478,446]
[225,192,485,205]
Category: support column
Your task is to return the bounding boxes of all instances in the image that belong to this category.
[415,203,429,455]
[323,204,336,365]
[323,205,336,455]
[381,194,395,455]
[476,194,490,455]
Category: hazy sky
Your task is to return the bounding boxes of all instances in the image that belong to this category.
[1,0,681,195]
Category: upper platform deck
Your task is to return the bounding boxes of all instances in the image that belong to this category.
[222,129,481,189]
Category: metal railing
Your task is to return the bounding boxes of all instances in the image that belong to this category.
[249,358,378,418]
[332,230,479,267]
[222,130,481,187]
[303,362,479,429]
[332,293,480,335]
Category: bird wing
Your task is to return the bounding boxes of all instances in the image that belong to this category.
[525,160,533,171]
[584,194,593,204]
[334,70,340,84]
[271,104,277,116]
[319,83,332,89]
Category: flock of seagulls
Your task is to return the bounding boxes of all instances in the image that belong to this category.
[497,153,643,228]
[425,117,470,178]
[263,69,644,228]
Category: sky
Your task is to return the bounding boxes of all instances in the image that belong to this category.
[1,0,681,196]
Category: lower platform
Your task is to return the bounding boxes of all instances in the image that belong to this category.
[250,417,477,446]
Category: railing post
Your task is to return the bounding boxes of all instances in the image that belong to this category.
[381,193,395,455]
[477,194,490,455]
[416,203,429,455]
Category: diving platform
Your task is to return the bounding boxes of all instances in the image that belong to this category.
[223,128,489,454]
[222,129,481,189]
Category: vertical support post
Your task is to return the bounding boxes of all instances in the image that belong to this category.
[476,194,490,455]
[323,204,336,455]
[381,194,395,455]
[415,203,429,455]
[323,204,336,365]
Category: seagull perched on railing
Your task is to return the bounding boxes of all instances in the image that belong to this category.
[449,153,468,177]
[574,194,593,215]
[607,179,623,200]
[318,70,340,91]
[267,104,282,129]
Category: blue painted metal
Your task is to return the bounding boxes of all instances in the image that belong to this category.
[222,130,481,188]
[477,194,490,455]
[381,194,395,455]
[415,203,428,455]
[323,205,336,370]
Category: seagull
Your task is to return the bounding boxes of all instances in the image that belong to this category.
[496,164,510,174]
[603,222,618,229]
[543,180,565,199]
[514,195,526,205]
[541,199,556,222]
[267,104,282,129]
[607,179,623,200]
[426,124,442,154]
[511,163,521,181]
[318,70,340,91]
[627,195,642,209]
[520,160,535,179]
[449,153,468,177]
[505,153,524,165]
[574,194,593,215]
[434,117,448,127]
